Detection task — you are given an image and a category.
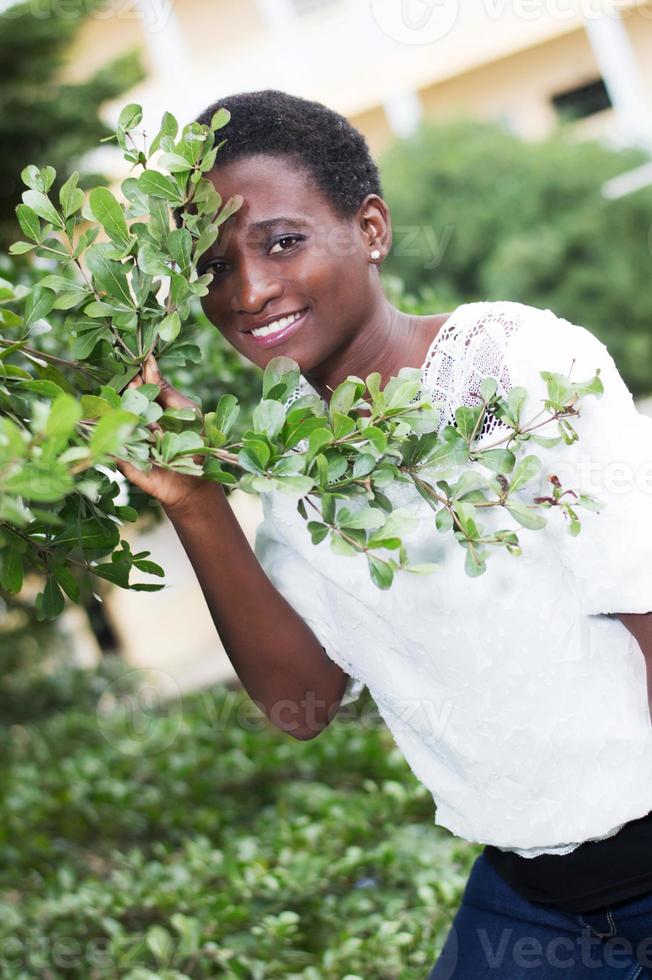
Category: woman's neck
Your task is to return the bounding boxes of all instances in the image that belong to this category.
[304,300,454,405]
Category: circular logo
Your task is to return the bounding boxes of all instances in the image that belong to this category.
[96,668,183,756]
[370,0,460,45]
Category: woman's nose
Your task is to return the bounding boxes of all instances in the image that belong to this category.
[230,258,283,314]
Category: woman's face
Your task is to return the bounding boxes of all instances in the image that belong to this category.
[198,153,387,373]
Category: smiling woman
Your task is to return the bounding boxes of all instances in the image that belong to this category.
[122,89,652,977]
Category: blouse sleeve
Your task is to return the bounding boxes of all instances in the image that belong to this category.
[508,309,652,616]
[253,499,366,706]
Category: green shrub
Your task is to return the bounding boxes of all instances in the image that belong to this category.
[0,681,478,978]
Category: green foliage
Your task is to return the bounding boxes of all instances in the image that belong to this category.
[0,679,479,978]
[0,105,605,618]
[0,0,145,249]
[380,116,652,396]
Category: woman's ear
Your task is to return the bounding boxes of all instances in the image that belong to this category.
[358,193,392,263]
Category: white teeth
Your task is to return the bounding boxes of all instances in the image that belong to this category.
[250,309,304,338]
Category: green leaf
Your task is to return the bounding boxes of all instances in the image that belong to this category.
[4,461,74,501]
[214,394,239,437]
[51,517,120,552]
[85,244,134,308]
[46,394,82,439]
[59,171,85,218]
[159,151,195,173]
[43,575,65,617]
[454,405,483,442]
[168,228,193,271]
[210,107,231,130]
[541,371,574,407]
[90,411,139,459]
[464,546,486,577]
[363,425,387,454]
[149,111,179,155]
[16,204,40,242]
[352,453,376,478]
[337,506,385,531]
[307,520,330,544]
[9,241,36,254]
[146,925,174,965]
[479,377,498,400]
[118,102,143,131]
[367,555,394,590]
[329,380,358,420]
[477,448,515,474]
[215,194,243,227]
[509,454,542,494]
[137,170,184,203]
[91,562,131,587]
[89,187,132,249]
[506,386,527,423]
[253,399,286,440]
[529,433,563,449]
[21,164,42,190]
[23,285,55,328]
[0,548,24,594]
[157,311,181,343]
[505,499,547,530]
[54,564,80,602]
[133,558,165,576]
[138,242,170,276]
[22,189,64,228]
[262,357,300,400]
[576,493,603,513]
[324,412,351,442]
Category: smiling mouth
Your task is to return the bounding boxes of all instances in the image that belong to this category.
[247,308,308,339]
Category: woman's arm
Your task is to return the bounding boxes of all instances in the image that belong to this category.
[615,613,652,709]
[164,485,351,740]
[115,355,349,740]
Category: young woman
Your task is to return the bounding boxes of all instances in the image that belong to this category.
[117,90,652,977]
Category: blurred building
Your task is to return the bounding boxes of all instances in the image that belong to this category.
[64,0,652,171]
[59,0,652,692]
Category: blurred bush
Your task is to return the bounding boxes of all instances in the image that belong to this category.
[0,681,478,978]
[381,117,652,396]
[0,0,145,248]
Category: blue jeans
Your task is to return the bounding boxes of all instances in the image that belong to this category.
[427,851,652,978]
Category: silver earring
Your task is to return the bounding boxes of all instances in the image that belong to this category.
[371,249,381,261]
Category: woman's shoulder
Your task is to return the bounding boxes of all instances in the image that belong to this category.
[444,299,602,374]
[445,298,560,341]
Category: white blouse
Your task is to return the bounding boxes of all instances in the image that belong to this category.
[253,300,652,858]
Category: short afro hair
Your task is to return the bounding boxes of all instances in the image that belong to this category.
[193,88,383,219]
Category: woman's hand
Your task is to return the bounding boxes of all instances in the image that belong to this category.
[114,354,213,517]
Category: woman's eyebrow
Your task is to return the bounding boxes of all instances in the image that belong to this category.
[248,217,310,233]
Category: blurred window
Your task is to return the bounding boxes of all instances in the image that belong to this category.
[551,78,612,120]
[290,0,340,13]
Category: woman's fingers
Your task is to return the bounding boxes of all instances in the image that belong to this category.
[143,353,202,416]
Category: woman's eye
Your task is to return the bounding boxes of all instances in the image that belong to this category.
[204,260,227,276]
[269,235,302,254]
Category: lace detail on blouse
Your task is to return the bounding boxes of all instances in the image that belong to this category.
[421,301,521,441]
